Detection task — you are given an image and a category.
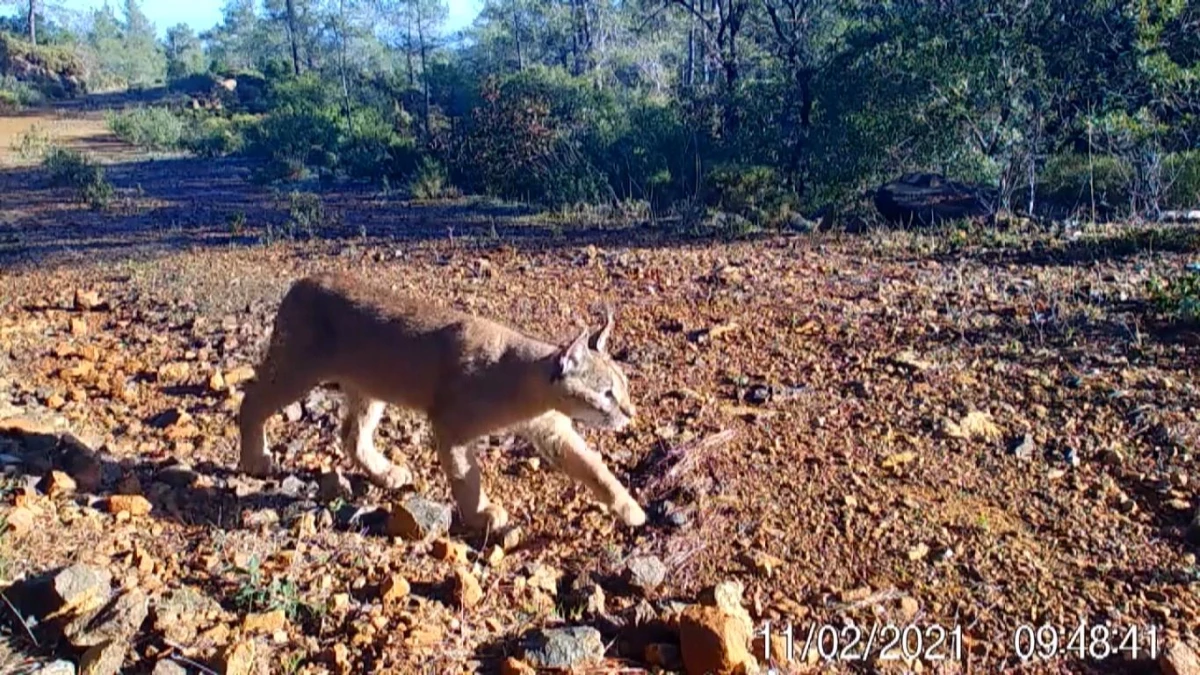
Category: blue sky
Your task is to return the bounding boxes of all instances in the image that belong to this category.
[53,0,483,37]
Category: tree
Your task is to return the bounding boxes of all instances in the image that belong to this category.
[86,2,125,86]
[119,0,165,86]
[668,0,749,136]
[164,23,205,80]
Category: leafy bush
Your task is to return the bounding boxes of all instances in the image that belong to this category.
[106,107,186,151]
[42,147,114,209]
[0,75,45,109]
[285,191,323,237]
[409,157,458,200]
[1148,270,1200,324]
[461,66,613,207]
[168,72,220,95]
[10,124,52,161]
[338,107,422,184]
[243,75,342,180]
[704,164,797,227]
[608,100,692,210]
[1163,151,1200,210]
[1038,153,1134,217]
[180,113,254,157]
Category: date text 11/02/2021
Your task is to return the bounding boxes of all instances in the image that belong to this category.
[754,622,966,664]
[754,621,1161,664]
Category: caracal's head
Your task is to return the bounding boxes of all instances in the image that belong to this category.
[550,308,635,431]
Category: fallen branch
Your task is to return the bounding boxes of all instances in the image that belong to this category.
[641,429,738,502]
[0,591,37,648]
[832,587,902,614]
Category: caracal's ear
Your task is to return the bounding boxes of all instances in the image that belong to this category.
[558,328,592,376]
[589,305,614,353]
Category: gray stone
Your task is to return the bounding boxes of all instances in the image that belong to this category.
[51,564,114,617]
[32,660,77,675]
[282,402,303,423]
[156,463,198,488]
[78,639,127,675]
[1011,434,1035,461]
[628,599,658,627]
[523,626,605,670]
[278,475,311,498]
[64,587,149,648]
[151,659,188,675]
[624,555,667,592]
[566,574,606,618]
[385,496,452,542]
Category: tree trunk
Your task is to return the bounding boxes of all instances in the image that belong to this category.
[337,0,353,132]
[513,10,524,71]
[27,0,36,46]
[699,0,709,85]
[405,21,415,87]
[285,0,301,75]
[416,1,431,140]
[686,26,695,86]
[576,0,592,73]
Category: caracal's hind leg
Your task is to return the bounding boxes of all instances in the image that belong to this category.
[237,335,322,477]
[517,411,646,527]
[431,424,508,533]
[341,389,412,489]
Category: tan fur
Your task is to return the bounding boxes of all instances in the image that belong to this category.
[237,272,646,532]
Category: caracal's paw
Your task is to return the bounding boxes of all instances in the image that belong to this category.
[239,453,277,478]
[367,463,413,490]
[614,498,647,527]
[463,503,510,532]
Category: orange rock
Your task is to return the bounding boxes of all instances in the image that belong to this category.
[679,604,754,675]
[39,471,77,498]
[103,495,153,517]
[380,574,410,606]
[499,657,535,675]
[452,567,484,609]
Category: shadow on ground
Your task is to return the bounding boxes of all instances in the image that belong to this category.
[0,150,775,270]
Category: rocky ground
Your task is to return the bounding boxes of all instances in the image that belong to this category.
[2,106,1200,675]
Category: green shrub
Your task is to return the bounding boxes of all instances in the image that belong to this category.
[244,74,341,173]
[10,124,52,161]
[338,107,421,183]
[409,157,457,200]
[285,191,323,237]
[106,107,186,151]
[704,164,797,228]
[1148,270,1200,324]
[180,113,253,157]
[1164,151,1200,210]
[0,75,46,108]
[1039,153,1134,216]
[461,66,613,207]
[42,146,113,209]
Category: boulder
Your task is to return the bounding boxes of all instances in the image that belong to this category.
[874,172,998,227]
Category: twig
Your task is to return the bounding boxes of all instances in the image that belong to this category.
[162,640,221,675]
[832,587,901,614]
[0,591,37,648]
[642,429,738,501]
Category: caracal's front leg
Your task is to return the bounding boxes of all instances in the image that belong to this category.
[341,390,412,489]
[238,361,319,478]
[519,411,646,527]
[432,427,508,532]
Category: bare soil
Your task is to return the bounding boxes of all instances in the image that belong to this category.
[1,103,1199,675]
